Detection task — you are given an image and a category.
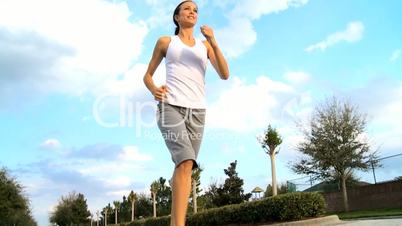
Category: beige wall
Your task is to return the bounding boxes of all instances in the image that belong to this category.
[322,180,402,212]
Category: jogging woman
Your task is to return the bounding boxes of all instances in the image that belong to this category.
[143,1,229,225]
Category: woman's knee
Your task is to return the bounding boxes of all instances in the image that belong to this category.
[176,160,194,174]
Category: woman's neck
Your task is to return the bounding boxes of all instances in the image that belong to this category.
[178,27,194,40]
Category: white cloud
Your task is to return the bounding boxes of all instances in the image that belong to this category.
[390,49,401,62]
[212,0,236,9]
[144,0,176,29]
[0,0,148,102]
[40,139,61,150]
[46,143,155,182]
[19,142,159,225]
[143,0,211,30]
[104,176,132,188]
[207,75,299,132]
[144,0,207,29]
[90,62,166,127]
[75,159,152,190]
[284,71,311,84]
[98,63,166,97]
[63,144,154,175]
[138,0,309,60]
[369,86,402,151]
[305,21,364,52]
[118,146,153,162]
[346,79,402,154]
[215,18,257,58]
[216,0,308,58]
[282,91,313,122]
[230,0,309,20]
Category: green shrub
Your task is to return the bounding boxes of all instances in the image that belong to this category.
[125,216,170,226]
[125,192,325,226]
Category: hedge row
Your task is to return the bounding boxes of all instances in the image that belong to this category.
[125,192,325,226]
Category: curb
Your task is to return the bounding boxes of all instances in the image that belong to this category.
[260,215,341,226]
[342,215,402,221]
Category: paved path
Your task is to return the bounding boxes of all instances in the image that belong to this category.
[334,217,402,226]
[267,215,402,226]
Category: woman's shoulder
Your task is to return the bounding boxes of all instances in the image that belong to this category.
[155,36,172,55]
[157,36,172,46]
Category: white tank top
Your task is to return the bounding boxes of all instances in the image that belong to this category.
[165,35,208,109]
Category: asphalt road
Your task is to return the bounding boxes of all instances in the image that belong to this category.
[334,217,402,226]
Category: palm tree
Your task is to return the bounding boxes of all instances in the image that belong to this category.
[191,166,203,213]
[103,204,112,226]
[102,207,108,226]
[150,180,160,218]
[258,125,282,196]
[128,190,138,221]
[192,178,197,213]
[96,210,100,226]
[90,212,93,226]
[113,201,120,224]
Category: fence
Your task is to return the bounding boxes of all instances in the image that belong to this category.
[362,152,402,184]
[286,152,402,192]
[323,179,402,212]
[286,176,315,192]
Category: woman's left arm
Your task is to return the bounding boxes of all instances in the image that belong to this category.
[201,25,229,80]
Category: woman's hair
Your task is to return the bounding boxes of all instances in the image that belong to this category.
[173,0,195,35]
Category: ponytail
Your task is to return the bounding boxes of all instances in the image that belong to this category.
[174,26,180,35]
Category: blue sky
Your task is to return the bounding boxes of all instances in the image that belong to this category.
[1,0,402,225]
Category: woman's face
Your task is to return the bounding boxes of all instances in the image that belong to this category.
[175,1,198,27]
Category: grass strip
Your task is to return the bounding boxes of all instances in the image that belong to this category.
[333,208,402,219]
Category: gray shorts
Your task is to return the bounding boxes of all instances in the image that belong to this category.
[157,102,205,169]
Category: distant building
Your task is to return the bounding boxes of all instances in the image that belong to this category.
[251,186,264,200]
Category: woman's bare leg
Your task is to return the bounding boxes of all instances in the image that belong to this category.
[170,160,193,226]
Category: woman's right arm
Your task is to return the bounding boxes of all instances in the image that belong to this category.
[143,36,170,101]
